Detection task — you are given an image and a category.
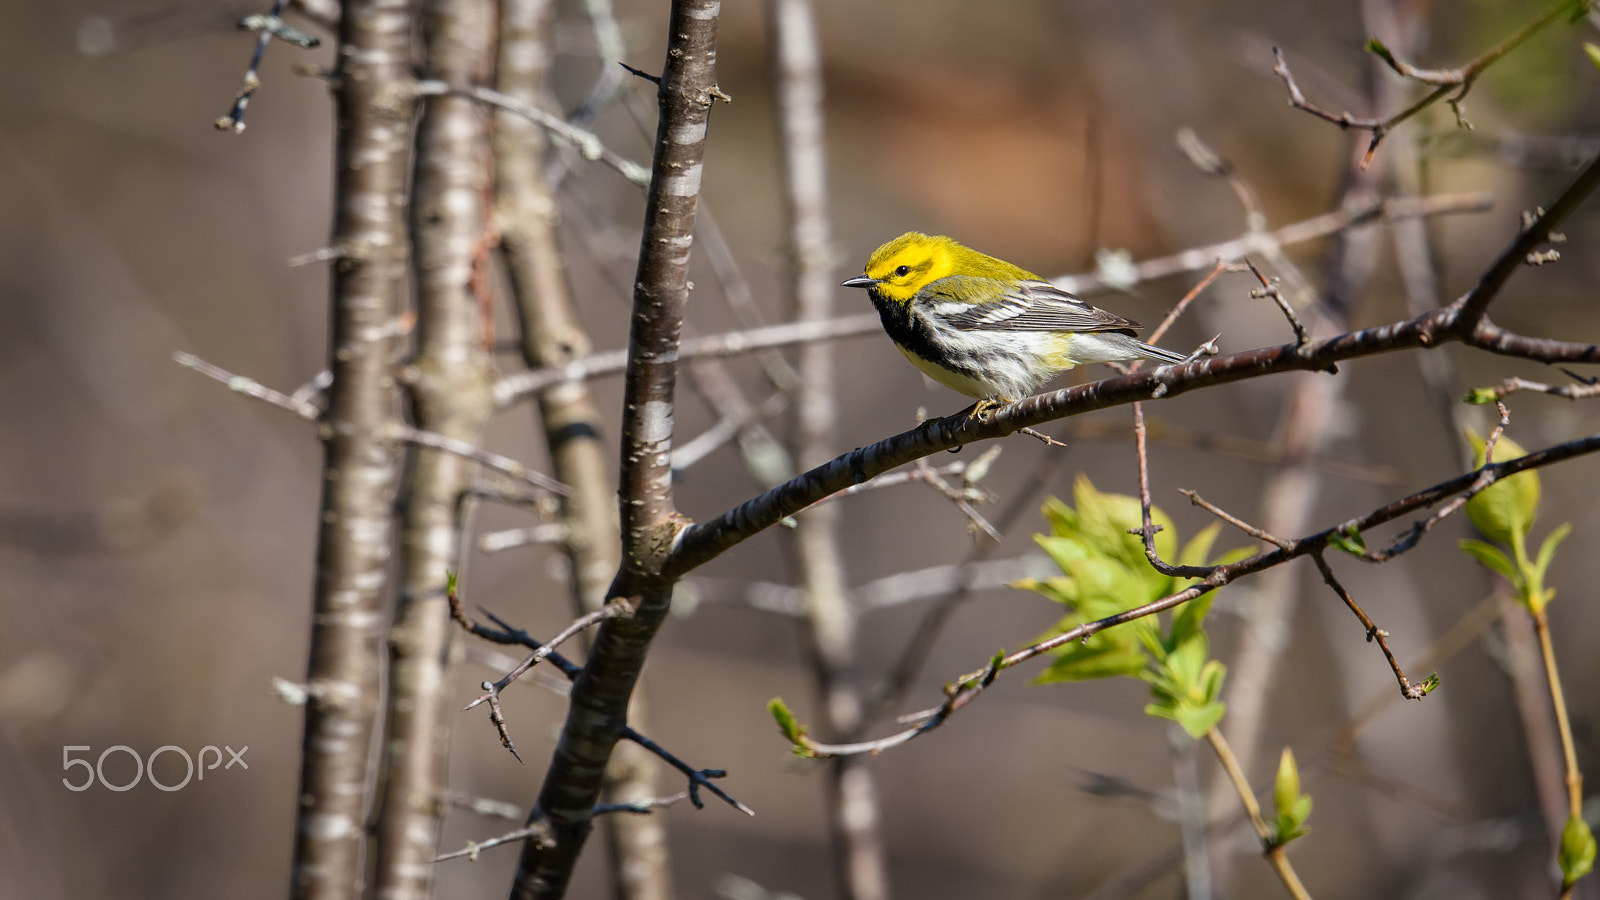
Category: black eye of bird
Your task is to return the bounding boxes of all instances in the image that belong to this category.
[894,265,910,277]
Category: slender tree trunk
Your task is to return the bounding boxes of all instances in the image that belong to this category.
[369,1,495,897]
[495,1,674,896]
[290,2,415,897]
[507,2,724,897]
[768,1,890,897]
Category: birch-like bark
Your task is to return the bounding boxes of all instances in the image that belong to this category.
[768,2,889,898]
[494,1,673,896]
[289,2,414,898]
[508,2,723,896]
[369,1,494,897]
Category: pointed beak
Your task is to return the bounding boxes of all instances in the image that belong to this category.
[841,275,877,289]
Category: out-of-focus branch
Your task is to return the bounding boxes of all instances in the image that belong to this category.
[369,3,494,896]
[1052,192,1490,295]
[173,353,565,494]
[288,2,415,898]
[415,79,651,184]
[768,2,884,892]
[494,0,674,895]
[215,1,324,133]
[693,556,1052,617]
[493,314,879,407]
[508,2,725,896]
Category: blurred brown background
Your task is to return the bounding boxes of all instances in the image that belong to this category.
[3,0,1600,898]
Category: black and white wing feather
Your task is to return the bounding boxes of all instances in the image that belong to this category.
[925,276,1142,334]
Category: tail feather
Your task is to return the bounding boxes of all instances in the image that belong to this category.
[1136,340,1188,364]
[1068,332,1189,366]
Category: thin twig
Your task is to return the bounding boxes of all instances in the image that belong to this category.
[175,352,569,496]
[1311,554,1432,700]
[479,523,570,554]
[173,351,320,419]
[1132,403,1215,577]
[446,585,754,815]
[215,1,321,133]
[1242,259,1311,347]
[1472,374,1600,403]
[413,80,651,185]
[433,820,555,863]
[1181,489,1291,548]
[391,424,568,496]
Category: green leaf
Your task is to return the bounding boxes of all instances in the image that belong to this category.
[1040,495,1080,538]
[1071,474,1176,572]
[767,697,807,749]
[1463,387,1500,405]
[1013,573,1078,608]
[1560,814,1596,886]
[1178,523,1222,569]
[1271,748,1313,845]
[1034,646,1149,684]
[1587,42,1600,74]
[1415,672,1441,696]
[1163,631,1209,688]
[1464,428,1539,546]
[1198,659,1227,704]
[1034,535,1093,578]
[1365,37,1395,64]
[1533,522,1572,584]
[1328,524,1367,556]
[1168,594,1214,651]
[1458,538,1518,583]
[1273,747,1301,816]
[1290,795,1313,825]
[1171,701,1226,739]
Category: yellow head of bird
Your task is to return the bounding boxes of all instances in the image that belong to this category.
[843,232,1039,304]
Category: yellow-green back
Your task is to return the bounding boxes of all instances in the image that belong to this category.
[860,232,1041,303]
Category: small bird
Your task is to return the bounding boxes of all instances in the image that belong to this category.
[843,232,1187,403]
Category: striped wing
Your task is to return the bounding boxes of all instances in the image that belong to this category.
[929,277,1141,334]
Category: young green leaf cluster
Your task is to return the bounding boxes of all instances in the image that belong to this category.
[1271,748,1313,848]
[1016,476,1249,738]
[1457,429,1569,613]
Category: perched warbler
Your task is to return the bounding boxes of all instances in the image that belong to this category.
[843,232,1187,402]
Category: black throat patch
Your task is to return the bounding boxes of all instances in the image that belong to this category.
[870,292,979,376]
